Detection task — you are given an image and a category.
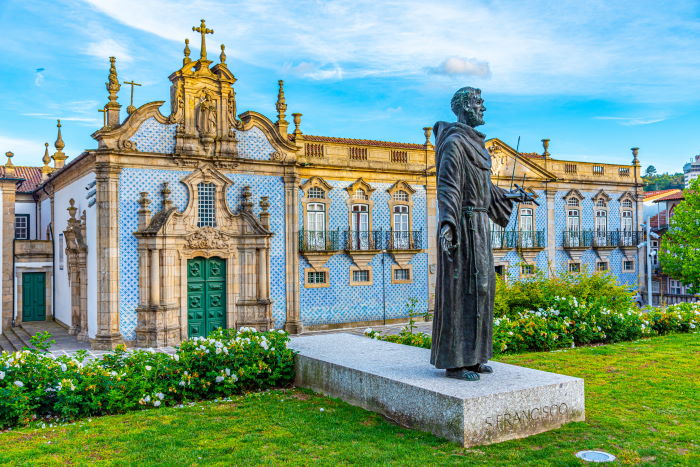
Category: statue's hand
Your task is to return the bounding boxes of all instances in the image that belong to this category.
[440,225,457,256]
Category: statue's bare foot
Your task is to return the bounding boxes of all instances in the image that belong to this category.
[467,363,493,374]
[446,368,480,381]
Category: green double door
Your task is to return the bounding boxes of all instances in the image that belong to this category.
[187,257,226,338]
[23,272,46,321]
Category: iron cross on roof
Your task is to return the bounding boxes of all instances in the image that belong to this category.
[123,80,142,115]
[193,19,214,61]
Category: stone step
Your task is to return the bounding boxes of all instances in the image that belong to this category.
[14,325,36,349]
[0,333,17,353]
[3,328,26,352]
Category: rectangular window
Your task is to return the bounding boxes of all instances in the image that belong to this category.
[623,260,634,272]
[568,262,581,273]
[307,271,327,284]
[596,261,608,272]
[394,268,410,281]
[352,270,370,283]
[15,214,29,240]
[197,183,216,227]
[521,264,535,276]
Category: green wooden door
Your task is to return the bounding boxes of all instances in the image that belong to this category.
[23,272,46,321]
[187,257,226,338]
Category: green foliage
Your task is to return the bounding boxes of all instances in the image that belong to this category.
[364,298,432,349]
[642,171,684,191]
[366,271,700,355]
[645,165,657,176]
[0,328,295,429]
[28,331,55,353]
[659,178,700,293]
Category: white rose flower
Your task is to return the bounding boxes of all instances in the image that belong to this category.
[14,381,23,387]
[145,366,152,371]
[0,371,4,380]
[225,368,231,376]
[156,392,165,400]
[215,376,224,383]
[154,400,161,407]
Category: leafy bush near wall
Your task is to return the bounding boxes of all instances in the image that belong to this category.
[0,328,295,429]
[366,298,700,355]
[494,270,635,319]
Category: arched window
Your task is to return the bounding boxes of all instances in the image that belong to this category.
[621,199,633,208]
[567,198,579,207]
[308,186,325,199]
[393,190,409,202]
[354,189,368,200]
[596,198,607,207]
[197,182,216,227]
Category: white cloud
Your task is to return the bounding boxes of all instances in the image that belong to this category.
[85,38,133,63]
[22,100,102,127]
[427,57,491,78]
[79,0,700,101]
[595,116,666,126]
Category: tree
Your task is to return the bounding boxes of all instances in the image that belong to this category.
[645,165,657,176]
[658,178,700,294]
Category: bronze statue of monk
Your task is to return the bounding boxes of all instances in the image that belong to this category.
[431,87,534,381]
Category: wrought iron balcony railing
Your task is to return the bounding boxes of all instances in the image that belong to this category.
[299,229,341,252]
[385,230,423,250]
[343,230,383,251]
[491,230,545,249]
[563,230,643,248]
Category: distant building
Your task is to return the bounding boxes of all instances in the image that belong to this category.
[683,154,700,188]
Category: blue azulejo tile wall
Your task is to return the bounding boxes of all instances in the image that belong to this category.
[234,127,275,160]
[128,117,177,153]
[297,178,429,326]
[299,252,429,326]
[118,168,287,341]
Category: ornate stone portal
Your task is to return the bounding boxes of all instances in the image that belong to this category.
[134,164,274,347]
[63,199,89,340]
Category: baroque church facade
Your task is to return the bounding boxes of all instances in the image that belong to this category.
[0,22,644,349]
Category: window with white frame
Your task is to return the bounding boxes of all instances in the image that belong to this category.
[307,270,327,284]
[521,264,535,276]
[596,198,607,208]
[308,186,325,199]
[621,199,633,208]
[392,205,410,248]
[595,209,608,244]
[351,204,370,249]
[352,269,370,283]
[491,219,504,248]
[567,198,580,207]
[197,183,216,227]
[670,279,682,295]
[596,261,608,272]
[306,203,326,250]
[568,262,581,273]
[394,268,410,281]
[15,214,29,240]
[392,190,409,202]
[623,260,634,272]
[519,208,534,247]
[566,209,581,246]
[353,189,368,200]
[621,210,634,245]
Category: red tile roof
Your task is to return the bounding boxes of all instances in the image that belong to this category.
[293,134,425,150]
[643,188,679,200]
[0,166,44,193]
[654,191,685,202]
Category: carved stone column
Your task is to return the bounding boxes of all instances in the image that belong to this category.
[0,178,17,330]
[93,162,123,349]
[283,172,302,333]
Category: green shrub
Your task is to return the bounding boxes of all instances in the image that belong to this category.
[0,328,295,429]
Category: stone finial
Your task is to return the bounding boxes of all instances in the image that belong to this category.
[631,147,640,165]
[259,196,270,228]
[183,38,191,65]
[242,185,253,212]
[67,198,77,222]
[219,44,227,64]
[292,113,303,137]
[161,182,172,210]
[105,57,122,127]
[423,127,433,148]
[276,80,288,124]
[137,191,152,229]
[4,151,14,176]
[41,142,52,180]
[53,120,67,169]
[542,139,550,158]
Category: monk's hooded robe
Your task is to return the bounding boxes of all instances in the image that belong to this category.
[430,121,514,370]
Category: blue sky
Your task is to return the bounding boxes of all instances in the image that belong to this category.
[1,0,699,173]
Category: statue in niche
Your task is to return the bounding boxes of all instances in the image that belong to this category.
[197,91,217,138]
[431,87,535,381]
[169,84,185,124]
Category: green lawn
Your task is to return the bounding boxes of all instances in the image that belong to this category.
[0,333,698,466]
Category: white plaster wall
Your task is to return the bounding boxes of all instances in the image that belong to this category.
[40,197,52,240]
[15,201,36,240]
[53,172,96,329]
[86,192,97,338]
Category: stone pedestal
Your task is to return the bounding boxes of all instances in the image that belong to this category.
[290,334,585,447]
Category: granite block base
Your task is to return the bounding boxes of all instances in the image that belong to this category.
[290,333,585,447]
